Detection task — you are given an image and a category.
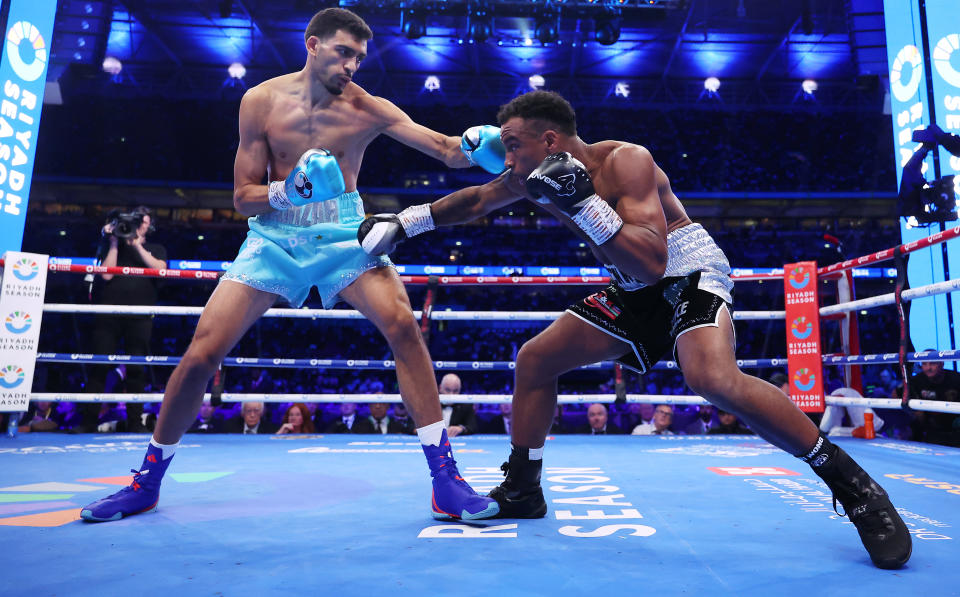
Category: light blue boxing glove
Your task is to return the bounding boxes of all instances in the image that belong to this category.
[268,148,346,210]
[461,125,506,174]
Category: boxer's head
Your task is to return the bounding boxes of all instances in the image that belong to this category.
[497,90,577,177]
[304,8,372,95]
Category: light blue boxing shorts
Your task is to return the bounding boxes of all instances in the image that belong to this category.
[221,190,392,308]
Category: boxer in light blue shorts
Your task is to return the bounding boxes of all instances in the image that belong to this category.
[223,190,391,308]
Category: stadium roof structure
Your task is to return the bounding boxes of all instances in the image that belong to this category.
[47,0,889,109]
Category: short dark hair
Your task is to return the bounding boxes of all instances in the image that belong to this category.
[304,8,372,44]
[768,372,789,387]
[497,90,577,136]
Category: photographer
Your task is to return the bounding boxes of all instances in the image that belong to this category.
[899,124,960,223]
[76,206,167,433]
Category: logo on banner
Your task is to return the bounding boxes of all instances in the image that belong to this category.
[890,44,923,102]
[793,368,816,392]
[933,34,960,88]
[790,316,813,340]
[4,310,31,334]
[0,364,25,388]
[5,21,47,82]
[787,266,810,289]
[11,257,38,281]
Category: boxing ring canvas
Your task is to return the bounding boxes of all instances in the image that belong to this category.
[0,433,956,596]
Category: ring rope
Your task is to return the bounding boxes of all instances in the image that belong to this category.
[40,351,960,368]
[41,304,786,321]
[28,392,960,414]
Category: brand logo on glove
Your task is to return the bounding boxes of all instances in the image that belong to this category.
[294,171,313,199]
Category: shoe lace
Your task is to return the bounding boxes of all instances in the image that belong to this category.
[127,468,145,492]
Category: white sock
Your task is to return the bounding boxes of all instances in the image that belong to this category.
[417,421,445,447]
[529,447,544,460]
[149,437,179,460]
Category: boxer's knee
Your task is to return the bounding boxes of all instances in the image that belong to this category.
[180,328,228,379]
[377,306,423,350]
[178,346,221,380]
[684,366,741,405]
[515,337,557,386]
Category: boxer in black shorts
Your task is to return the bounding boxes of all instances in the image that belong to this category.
[359,90,911,569]
[569,270,731,374]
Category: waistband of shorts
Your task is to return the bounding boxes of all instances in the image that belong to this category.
[252,190,364,227]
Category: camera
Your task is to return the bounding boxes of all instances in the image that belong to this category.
[900,175,957,224]
[104,209,149,239]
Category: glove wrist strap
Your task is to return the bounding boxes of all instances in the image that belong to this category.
[268,181,293,211]
[397,204,435,237]
[572,195,623,245]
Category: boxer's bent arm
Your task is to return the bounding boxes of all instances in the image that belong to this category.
[430,172,523,226]
[597,146,669,284]
[233,88,273,217]
[371,96,470,169]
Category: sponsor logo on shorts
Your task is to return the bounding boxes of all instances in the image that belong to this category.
[584,291,621,320]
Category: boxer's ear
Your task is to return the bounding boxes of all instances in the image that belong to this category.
[542,130,559,151]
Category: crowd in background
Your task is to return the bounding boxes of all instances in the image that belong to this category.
[9,96,957,447]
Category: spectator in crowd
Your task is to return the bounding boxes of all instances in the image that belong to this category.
[874,368,900,398]
[16,401,65,433]
[907,357,960,446]
[769,372,789,395]
[187,399,221,433]
[632,404,675,435]
[484,402,513,434]
[439,373,479,437]
[707,409,754,435]
[277,403,315,434]
[575,403,622,435]
[390,403,416,435]
[358,402,407,434]
[325,402,364,433]
[684,404,718,435]
[223,401,275,434]
[819,388,884,437]
[79,206,167,433]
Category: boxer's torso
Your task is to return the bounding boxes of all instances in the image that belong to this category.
[255,73,385,192]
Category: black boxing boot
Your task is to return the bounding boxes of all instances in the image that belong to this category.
[802,434,912,569]
[488,445,547,519]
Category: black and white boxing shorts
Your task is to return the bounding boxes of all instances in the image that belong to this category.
[567,224,735,374]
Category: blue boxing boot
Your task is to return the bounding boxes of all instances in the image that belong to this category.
[81,439,175,522]
[420,425,499,520]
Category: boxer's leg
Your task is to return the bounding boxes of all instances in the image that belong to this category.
[676,306,911,569]
[492,313,632,519]
[340,266,498,520]
[81,281,278,522]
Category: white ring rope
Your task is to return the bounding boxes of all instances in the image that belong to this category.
[29,392,960,414]
[44,303,785,321]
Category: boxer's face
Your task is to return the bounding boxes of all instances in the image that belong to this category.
[308,29,366,95]
[501,117,558,177]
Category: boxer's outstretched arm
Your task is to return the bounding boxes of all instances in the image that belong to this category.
[358,171,524,256]
[233,88,273,217]
[372,96,470,169]
[431,170,526,226]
